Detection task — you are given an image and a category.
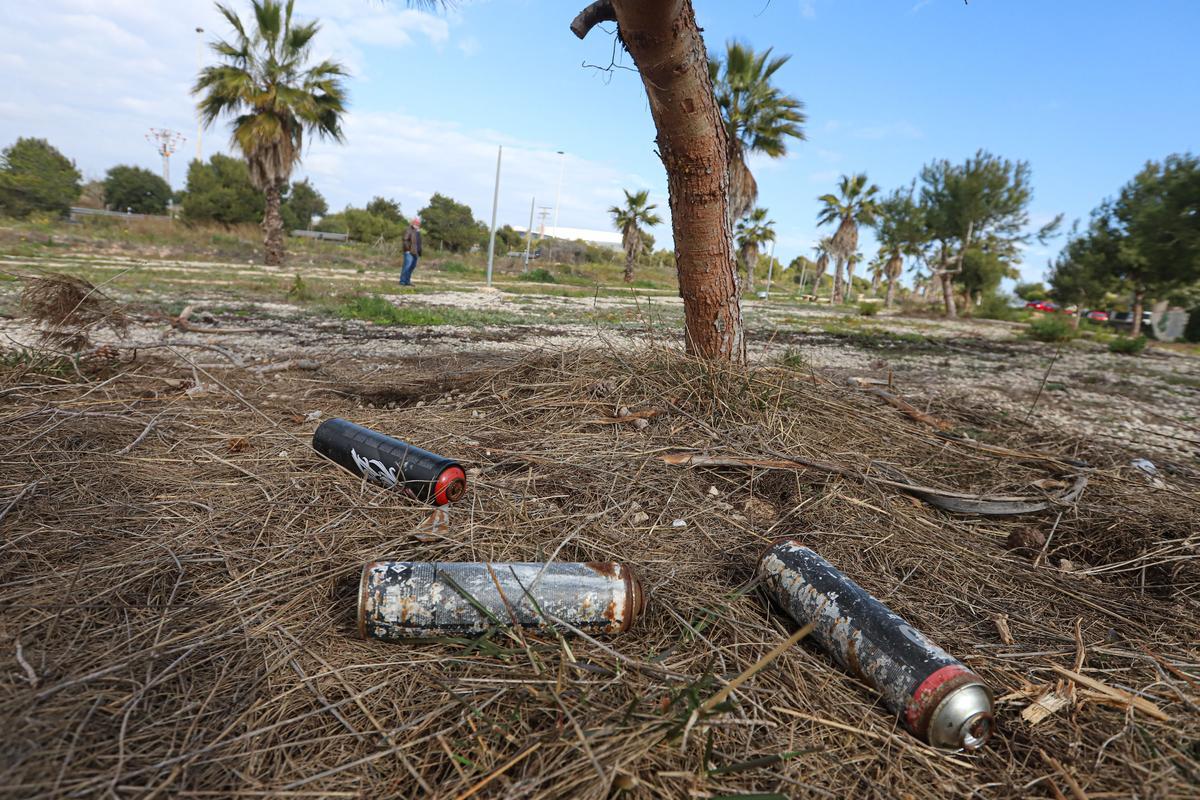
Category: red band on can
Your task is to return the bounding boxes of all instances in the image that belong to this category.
[905,663,973,731]
[433,466,467,506]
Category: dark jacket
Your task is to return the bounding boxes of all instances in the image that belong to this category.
[403,225,422,256]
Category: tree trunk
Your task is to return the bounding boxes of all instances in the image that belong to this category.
[885,277,897,308]
[832,257,845,305]
[846,260,857,303]
[623,228,638,282]
[747,249,758,295]
[579,0,743,360]
[1132,289,1144,337]
[939,262,957,318]
[263,182,285,266]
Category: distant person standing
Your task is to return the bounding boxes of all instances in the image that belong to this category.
[400,218,423,286]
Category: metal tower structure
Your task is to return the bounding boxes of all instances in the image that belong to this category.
[145,128,186,186]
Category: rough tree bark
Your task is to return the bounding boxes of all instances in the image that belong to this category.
[573,0,744,361]
[884,253,901,308]
[846,259,858,303]
[263,182,285,266]
[623,227,639,283]
[832,258,845,305]
[1132,289,1145,337]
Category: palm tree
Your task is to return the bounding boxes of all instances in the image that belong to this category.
[845,251,863,303]
[817,174,880,305]
[811,238,833,300]
[194,0,348,266]
[710,41,806,222]
[608,189,662,283]
[869,254,885,296]
[734,207,775,295]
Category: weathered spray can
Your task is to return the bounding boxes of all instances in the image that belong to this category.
[359,561,644,640]
[312,418,466,506]
[758,540,994,750]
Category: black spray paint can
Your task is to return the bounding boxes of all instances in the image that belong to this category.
[312,418,467,506]
[758,539,994,750]
[358,561,644,640]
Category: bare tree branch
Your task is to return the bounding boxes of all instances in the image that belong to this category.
[571,0,616,39]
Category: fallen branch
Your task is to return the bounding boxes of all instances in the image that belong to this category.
[1049,664,1169,722]
[170,305,260,335]
[661,451,1087,516]
[251,358,321,375]
[847,377,956,432]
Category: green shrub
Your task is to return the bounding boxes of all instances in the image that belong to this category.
[438,259,472,275]
[1027,314,1077,343]
[973,293,1024,322]
[336,295,522,327]
[287,274,314,302]
[858,301,879,316]
[1184,307,1200,343]
[518,267,557,284]
[1108,335,1147,355]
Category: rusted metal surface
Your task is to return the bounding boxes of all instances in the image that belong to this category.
[759,540,993,750]
[312,418,466,505]
[359,561,643,640]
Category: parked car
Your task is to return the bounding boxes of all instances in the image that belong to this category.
[1025,300,1060,313]
[1108,310,1154,332]
[1085,309,1109,323]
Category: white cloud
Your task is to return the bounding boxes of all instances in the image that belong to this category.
[800,1,818,20]
[300,111,668,237]
[457,36,480,57]
[910,0,933,14]
[0,0,454,187]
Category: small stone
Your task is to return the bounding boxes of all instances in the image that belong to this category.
[631,511,650,524]
[1058,558,1075,572]
[279,450,289,458]
[672,519,687,528]
[416,400,426,408]
[1005,528,1046,554]
[707,486,719,497]
[304,410,322,422]
[632,417,649,430]
[616,406,631,418]
[472,410,484,418]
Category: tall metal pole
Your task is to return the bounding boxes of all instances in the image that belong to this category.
[195,27,205,162]
[551,150,565,236]
[485,145,503,288]
[764,239,778,301]
[522,195,535,273]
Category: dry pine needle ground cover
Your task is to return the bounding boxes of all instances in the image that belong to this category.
[1,345,1198,799]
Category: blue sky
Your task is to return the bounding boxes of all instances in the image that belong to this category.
[2,0,1198,285]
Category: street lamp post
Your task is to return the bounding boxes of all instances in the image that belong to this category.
[551,150,565,237]
[522,195,535,273]
[485,145,503,288]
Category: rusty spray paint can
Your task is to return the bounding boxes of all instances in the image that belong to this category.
[359,561,644,640]
[312,418,466,506]
[758,540,993,750]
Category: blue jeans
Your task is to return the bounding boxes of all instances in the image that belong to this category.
[400,252,419,285]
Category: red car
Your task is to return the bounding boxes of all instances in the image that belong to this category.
[1025,300,1060,313]
[1085,309,1109,323]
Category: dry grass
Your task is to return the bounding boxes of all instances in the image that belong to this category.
[1,345,1198,799]
[17,273,128,351]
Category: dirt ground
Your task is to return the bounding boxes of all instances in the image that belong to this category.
[3,249,1197,468]
[2,251,1199,798]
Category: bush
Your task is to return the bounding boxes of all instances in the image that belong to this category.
[518,267,557,284]
[0,137,81,218]
[287,274,315,302]
[103,165,171,214]
[973,293,1024,321]
[1184,307,1200,344]
[181,154,263,225]
[1108,335,1148,355]
[437,259,472,275]
[1027,314,1077,343]
[858,301,879,316]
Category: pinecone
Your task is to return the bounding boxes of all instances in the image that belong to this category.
[81,344,121,366]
